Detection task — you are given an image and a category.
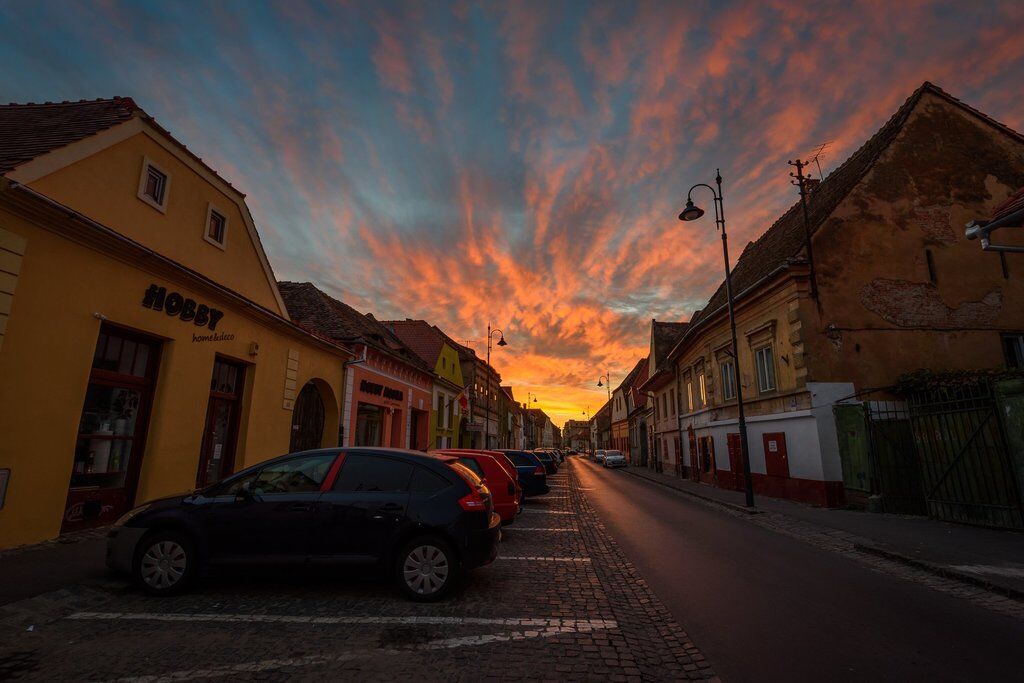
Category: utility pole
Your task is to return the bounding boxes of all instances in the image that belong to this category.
[789,158,818,299]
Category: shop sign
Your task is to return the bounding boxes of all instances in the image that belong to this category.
[359,379,404,402]
[142,284,224,330]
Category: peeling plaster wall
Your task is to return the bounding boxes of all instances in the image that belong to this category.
[804,91,1024,390]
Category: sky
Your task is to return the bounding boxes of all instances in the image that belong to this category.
[2,0,1023,426]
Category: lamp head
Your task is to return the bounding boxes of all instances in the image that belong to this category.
[679,200,705,222]
[497,335,508,347]
[597,379,603,387]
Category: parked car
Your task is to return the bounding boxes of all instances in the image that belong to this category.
[594,449,607,464]
[433,449,521,525]
[532,449,558,474]
[603,450,627,468]
[497,450,550,497]
[106,447,501,601]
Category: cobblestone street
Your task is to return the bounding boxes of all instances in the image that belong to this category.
[0,462,715,682]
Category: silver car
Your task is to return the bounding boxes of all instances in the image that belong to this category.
[603,450,626,468]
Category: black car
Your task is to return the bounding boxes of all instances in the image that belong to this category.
[496,449,550,497]
[106,448,501,601]
[532,449,558,475]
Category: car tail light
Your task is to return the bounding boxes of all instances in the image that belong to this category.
[533,466,544,475]
[458,491,487,510]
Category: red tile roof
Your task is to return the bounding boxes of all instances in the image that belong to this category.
[381,319,446,368]
[990,186,1024,225]
[0,98,138,173]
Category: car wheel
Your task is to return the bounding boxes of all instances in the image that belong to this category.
[133,531,196,596]
[396,536,459,602]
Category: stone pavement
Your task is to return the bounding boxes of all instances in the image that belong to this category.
[621,464,1024,609]
[0,465,716,681]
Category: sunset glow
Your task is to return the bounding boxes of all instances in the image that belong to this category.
[5,0,1023,426]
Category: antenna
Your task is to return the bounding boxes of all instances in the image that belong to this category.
[806,140,833,179]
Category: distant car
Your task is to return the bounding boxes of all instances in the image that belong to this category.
[595,450,607,464]
[603,450,626,468]
[433,449,521,525]
[106,448,501,601]
[532,449,558,474]
[497,450,550,497]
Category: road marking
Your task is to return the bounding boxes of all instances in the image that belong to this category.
[69,612,604,627]
[505,528,574,531]
[522,509,573,514]
[497,556,591,562]
[947,564,1024,578]
[80,614,617,682]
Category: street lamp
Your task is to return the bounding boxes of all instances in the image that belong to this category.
[679,169,755,508]
[597,372,611,402]
[484,324,507,450]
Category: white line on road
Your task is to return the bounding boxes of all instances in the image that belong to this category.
[522,509,573,514]
[505,528,574,531]
[78,614,617,682]
[497,556,591,562]
[68,612,605,627]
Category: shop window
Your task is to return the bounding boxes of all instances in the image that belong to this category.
[721,360,737,400]
[204,204,228,249]
[137,158,170,212]
[755,345,777,393]
[66,326,160,532]
[355,403,384,446]
[1004,334,1024,368]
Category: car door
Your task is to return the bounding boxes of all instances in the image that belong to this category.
[312,452,413,561]
[202,452,337,563]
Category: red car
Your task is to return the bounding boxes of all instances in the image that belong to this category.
[433,449,522,525]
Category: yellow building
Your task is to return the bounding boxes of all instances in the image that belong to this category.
[0,98,353,548]
[383,320,464,449]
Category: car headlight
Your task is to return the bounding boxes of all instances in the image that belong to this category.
[114,504,151,527]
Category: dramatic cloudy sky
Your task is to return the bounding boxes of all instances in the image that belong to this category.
[2,1,1022,425]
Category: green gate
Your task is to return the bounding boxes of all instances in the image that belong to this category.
[906,383,1024,529]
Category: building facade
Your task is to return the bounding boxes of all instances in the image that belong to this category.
[383,319,465,450]
[279,283,433,451]
[0,99,353,547]
[669,82,1024,507]
[639,320,689,474]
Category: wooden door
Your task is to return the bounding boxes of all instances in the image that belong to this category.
[290,382,326,452]
[197,358,245,488]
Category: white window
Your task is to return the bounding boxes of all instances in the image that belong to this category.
[137,157,170,212]
[204,203,228,249]
[721,360,736,400]
[755,345,777,393]
[698,372,706,407]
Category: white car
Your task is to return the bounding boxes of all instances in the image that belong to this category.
[594,450,607,464]
[603,450,626,468]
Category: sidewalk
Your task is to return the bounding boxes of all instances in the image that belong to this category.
[0,528,112,606]
[621,465,1024,599]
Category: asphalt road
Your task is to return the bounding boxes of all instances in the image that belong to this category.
[572,457,1024,682]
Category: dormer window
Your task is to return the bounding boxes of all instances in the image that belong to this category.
[206,207,227,248]
[137,157,170,212]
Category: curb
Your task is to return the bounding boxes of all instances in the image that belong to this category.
[618,466,761,516]
[854,543,1024,604]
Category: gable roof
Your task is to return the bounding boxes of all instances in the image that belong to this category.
[0,98,138,173]
[673,81,1024,357]
[652,320,689,367]
[614,356,648,396]
[381,319,446,368]
[277,281,430,372]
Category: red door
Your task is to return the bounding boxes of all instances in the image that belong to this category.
[727,433,744,491]
[763,432,790,478]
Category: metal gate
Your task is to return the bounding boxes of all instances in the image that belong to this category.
[906,383,1023,529]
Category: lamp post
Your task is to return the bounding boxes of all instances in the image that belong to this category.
[597,372,612,402]
[678,169,755,508]
[484,324,507,450]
